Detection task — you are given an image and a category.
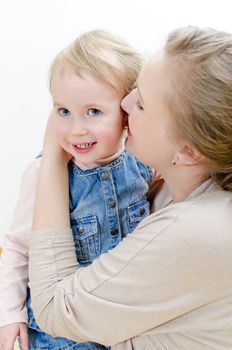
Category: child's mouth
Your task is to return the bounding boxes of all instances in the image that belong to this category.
[72,142,97,154]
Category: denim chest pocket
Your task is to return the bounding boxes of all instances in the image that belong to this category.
[71,215,101,265]
[126,199,150,233]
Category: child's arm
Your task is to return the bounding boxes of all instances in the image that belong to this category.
[0,159,39,348]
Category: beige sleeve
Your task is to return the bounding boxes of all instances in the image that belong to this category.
[0,159,39,327]
[29,199,232,346]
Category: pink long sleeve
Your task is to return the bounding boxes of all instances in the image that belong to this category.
[0,159,39,327]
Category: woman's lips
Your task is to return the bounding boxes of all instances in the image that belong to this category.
[72,142,97,154]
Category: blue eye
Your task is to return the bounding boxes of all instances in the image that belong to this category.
[87,108,102,118]
[58,108,70,117]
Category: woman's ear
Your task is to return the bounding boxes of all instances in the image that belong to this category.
[174,145,205,166]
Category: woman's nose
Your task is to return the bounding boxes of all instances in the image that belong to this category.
[121,89,135,114]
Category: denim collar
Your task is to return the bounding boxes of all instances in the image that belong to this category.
[69,150,127,176]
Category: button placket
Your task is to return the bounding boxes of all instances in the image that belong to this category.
[99,168,121,246]
[101,171,110,181]
[108,200,116,208]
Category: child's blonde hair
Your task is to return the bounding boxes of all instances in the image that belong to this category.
[164,26,232,191]
[49,30,144,97]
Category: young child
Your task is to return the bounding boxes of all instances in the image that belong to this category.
[0,30,153,350]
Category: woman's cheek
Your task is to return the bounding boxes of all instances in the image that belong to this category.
[129,110,140,137]
[127,114,134,135]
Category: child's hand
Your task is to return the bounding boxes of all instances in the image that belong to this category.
[0,322,28,350]
[43,111,72,165]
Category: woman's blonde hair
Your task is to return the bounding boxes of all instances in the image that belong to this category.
[164,26,232,191]
[49,30,144,97]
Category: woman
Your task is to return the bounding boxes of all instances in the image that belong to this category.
[29,26,232,349]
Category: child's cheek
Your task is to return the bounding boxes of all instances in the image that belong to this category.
[55,127,66,147]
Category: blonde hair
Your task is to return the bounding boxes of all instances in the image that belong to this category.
[164,26,232,191]
[49,30,144,97]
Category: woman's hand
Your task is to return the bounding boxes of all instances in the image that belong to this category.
[0,323,28,350]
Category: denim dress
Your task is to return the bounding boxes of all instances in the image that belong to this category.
[25,150,153,350]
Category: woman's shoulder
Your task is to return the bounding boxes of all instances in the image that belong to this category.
[185,180,232,223]
[141,179,232,236]
[152,178,232,211]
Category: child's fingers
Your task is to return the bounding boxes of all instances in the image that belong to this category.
[19,324,29,350]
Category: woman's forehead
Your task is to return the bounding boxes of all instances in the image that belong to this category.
[139,50,168,92]
[139,51,164,81]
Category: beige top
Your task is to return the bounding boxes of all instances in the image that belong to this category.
[29,180,232,349]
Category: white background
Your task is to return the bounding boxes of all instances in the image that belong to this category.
[0,0,232,237]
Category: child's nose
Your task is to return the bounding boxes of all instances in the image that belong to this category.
[70,118,88,136]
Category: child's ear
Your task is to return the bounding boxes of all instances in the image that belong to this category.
[174,145,205,166]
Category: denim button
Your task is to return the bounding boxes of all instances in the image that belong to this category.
[140,207,145,215]
[111,228,118,235]
[108,200,116,208]
[77,226,85,233]
[101,172,110,180]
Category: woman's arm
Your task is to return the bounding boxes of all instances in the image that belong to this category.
[29,114,232,346]
[29,197,232,346]
[32,113,70,230]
